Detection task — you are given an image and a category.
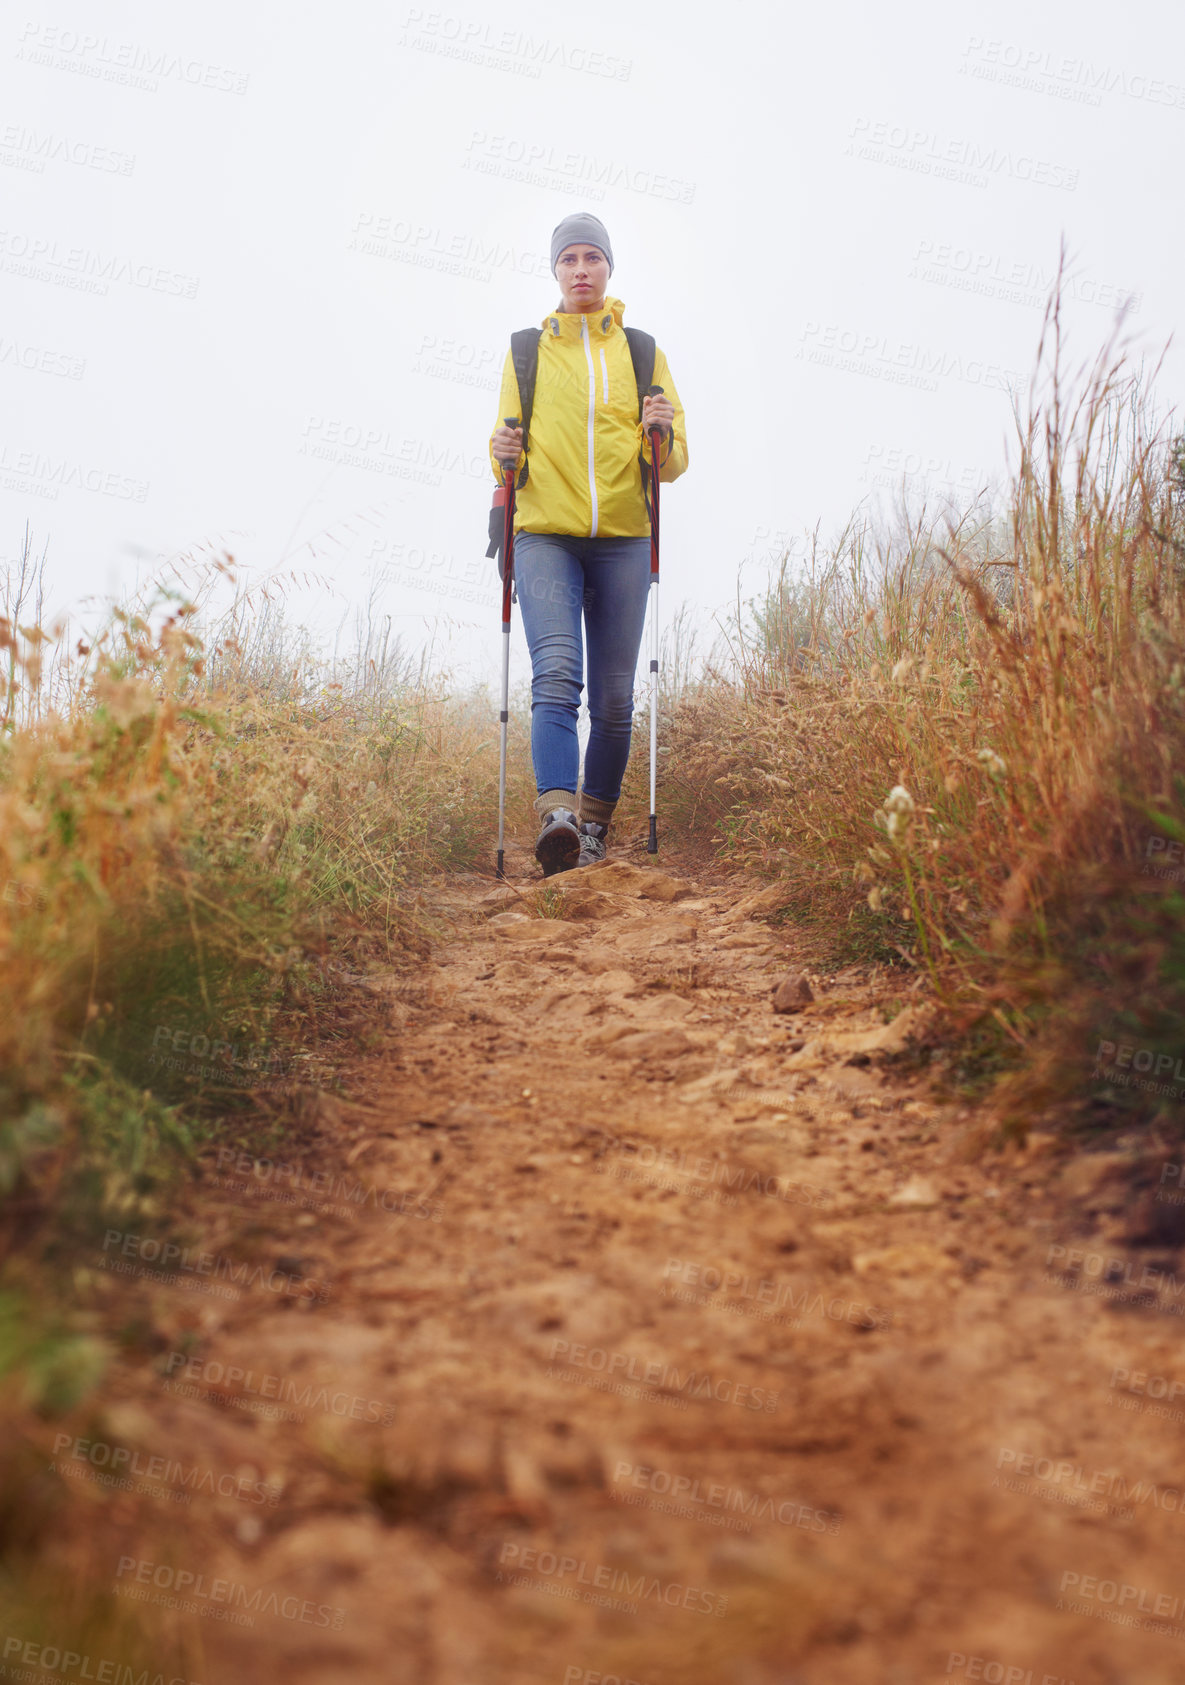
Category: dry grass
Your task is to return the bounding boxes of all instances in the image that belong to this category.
[0,557,532,1335]
[0,549,544,1654]
[645,291,1185,1130]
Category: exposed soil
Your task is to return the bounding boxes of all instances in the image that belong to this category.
[57,844,1185,1684]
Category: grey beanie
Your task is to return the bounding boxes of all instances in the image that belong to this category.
[550,213,614,276]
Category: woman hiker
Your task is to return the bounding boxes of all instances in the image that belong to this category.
[489,212,688,877]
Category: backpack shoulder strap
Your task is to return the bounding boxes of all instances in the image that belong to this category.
[509,327,542,487]
[623,327,657,417]
[624,327,658,507]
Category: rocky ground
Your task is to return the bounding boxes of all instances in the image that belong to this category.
[57,846,1185,1684]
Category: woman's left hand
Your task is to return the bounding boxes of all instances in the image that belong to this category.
[641,393,675,439]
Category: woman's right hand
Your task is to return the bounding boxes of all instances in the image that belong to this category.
[492,425,524,469]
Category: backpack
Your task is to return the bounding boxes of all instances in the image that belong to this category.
[486,324,657,569]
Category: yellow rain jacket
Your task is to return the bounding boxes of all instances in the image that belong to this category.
[488,296,687,538]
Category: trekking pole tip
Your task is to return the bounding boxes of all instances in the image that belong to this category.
[647,816,658,854]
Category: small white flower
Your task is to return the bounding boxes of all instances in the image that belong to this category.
[977,748,1007,778]
[875,785,916,842]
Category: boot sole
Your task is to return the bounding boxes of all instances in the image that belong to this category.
[535,820,581,877]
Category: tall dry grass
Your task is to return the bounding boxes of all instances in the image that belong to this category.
[0,560,525,1334]
[0,555,537,1656]
[653,296,1185,1128]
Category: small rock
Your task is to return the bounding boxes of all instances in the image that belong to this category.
[887,1177,940,1209]
[477,887,520,912]
[586,968,644,996]
[853,1242,958,1276]
[725,883,788,921]
[584,861,690,901]
[496,922,578,945]
[827,1004,930,1056]
[604,1028,693,1060]
[772,972,815,1013]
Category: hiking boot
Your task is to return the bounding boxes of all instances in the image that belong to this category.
[534,808,581,877]
[577,821,608,867]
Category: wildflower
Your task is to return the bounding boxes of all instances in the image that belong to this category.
[976,748,1007,778]
[875,785,916,842]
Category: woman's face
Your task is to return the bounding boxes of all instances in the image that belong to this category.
[555,244,610,312]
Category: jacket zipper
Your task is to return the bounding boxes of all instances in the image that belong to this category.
[581,315,598,535]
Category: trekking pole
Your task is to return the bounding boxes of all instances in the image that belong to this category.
[645,386,664,854]
[496,415,520,880]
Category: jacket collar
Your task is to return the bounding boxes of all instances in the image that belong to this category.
[542,295,625,339]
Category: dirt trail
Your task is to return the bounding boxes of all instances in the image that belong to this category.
[99,849,1185,1684]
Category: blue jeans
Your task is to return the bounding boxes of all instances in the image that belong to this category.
[514,533,651,806]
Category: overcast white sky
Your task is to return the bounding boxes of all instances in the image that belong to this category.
[2,0,1181,685]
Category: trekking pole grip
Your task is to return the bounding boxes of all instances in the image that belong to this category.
[499,414,521,474]
[645,385,666,454]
